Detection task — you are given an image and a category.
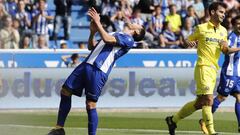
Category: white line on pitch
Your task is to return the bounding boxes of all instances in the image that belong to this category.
[0,124,238,135]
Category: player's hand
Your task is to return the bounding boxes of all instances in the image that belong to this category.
[87,7,100,24]
[220,40,228,54]
[185,40,197,48]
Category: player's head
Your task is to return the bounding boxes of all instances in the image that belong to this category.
[208,2,227,23]
[231,15,240,35]
[124,23,145,42]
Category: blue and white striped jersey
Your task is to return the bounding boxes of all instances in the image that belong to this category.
[32,10,51,35]
[222,31,240,77]
[15,11,31,30]
[84,32,134,75]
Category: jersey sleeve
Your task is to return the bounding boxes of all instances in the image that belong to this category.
[188,26,200,41]
[114,33,134,48]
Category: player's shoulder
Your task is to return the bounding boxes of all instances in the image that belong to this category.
[219,24,227,33]
[193,23,208,32]
[114,32,134,43]
[197,22,208,28]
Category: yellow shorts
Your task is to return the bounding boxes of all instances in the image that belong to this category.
[194,65,217,95]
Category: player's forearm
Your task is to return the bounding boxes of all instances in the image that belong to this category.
[95,22,116,44]
[88,32,96,50]
[226,47,240,54]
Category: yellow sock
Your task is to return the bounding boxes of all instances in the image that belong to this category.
[202,106,215,134]
[172,100,197,123]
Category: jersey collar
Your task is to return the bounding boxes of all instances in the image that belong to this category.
[207,21,220,29]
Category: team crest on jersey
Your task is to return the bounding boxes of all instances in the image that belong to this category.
[201,86,209,91]
[224,88,230,93]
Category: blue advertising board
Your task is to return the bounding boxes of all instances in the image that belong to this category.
[0,49,225,68]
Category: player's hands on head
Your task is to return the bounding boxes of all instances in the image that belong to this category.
[88,7,100,24]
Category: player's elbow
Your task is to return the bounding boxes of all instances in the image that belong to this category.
[221,46,229,55]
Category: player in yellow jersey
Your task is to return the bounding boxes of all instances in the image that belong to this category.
[165,2,228,135]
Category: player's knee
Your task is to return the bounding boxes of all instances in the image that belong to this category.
[194,100,204,109]
[204,96,213,106]
[217,94,227,102]
[195,95,213,108]
[60,88,72,97]
[86,100,97,110]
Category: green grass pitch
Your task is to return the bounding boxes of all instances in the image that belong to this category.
[0,110,238,135]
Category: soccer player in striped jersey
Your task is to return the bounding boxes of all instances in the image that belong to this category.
[200,15,240,134]
[47,7,145,135]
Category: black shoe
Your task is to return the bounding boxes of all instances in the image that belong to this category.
[47,128,65,135]
[165,116,177,135]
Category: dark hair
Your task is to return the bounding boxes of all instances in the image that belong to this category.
[162,21,170,31]
[133,27,145,42]
[168,4,176,9]
[71,53,79,60]
[187,5,194,11]
[208,2,227,16]
[231,15,240,25]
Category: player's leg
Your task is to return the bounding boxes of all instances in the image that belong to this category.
[172,99,198,123]
[85,64,108,135]
[48,88,72,135]
[166,65,203,135]
[200,74,233,134]
[199,94,227,134]
[48,64,85,135]
[86,100,98,135]
[56,88,72,128]
[212,73,233,113]
[166,99,197,135]
[232,77,240,132]
[233,93,240,132]
[196,94,216,134]
[212,94,227,113]
[195,66,217,134]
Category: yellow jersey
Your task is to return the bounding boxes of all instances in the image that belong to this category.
[165,14,181,32]
[188,21,227,70]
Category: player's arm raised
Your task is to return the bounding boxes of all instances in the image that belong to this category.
[88,7,117,44]
[220,40,240,54]
[88,21,97,50]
